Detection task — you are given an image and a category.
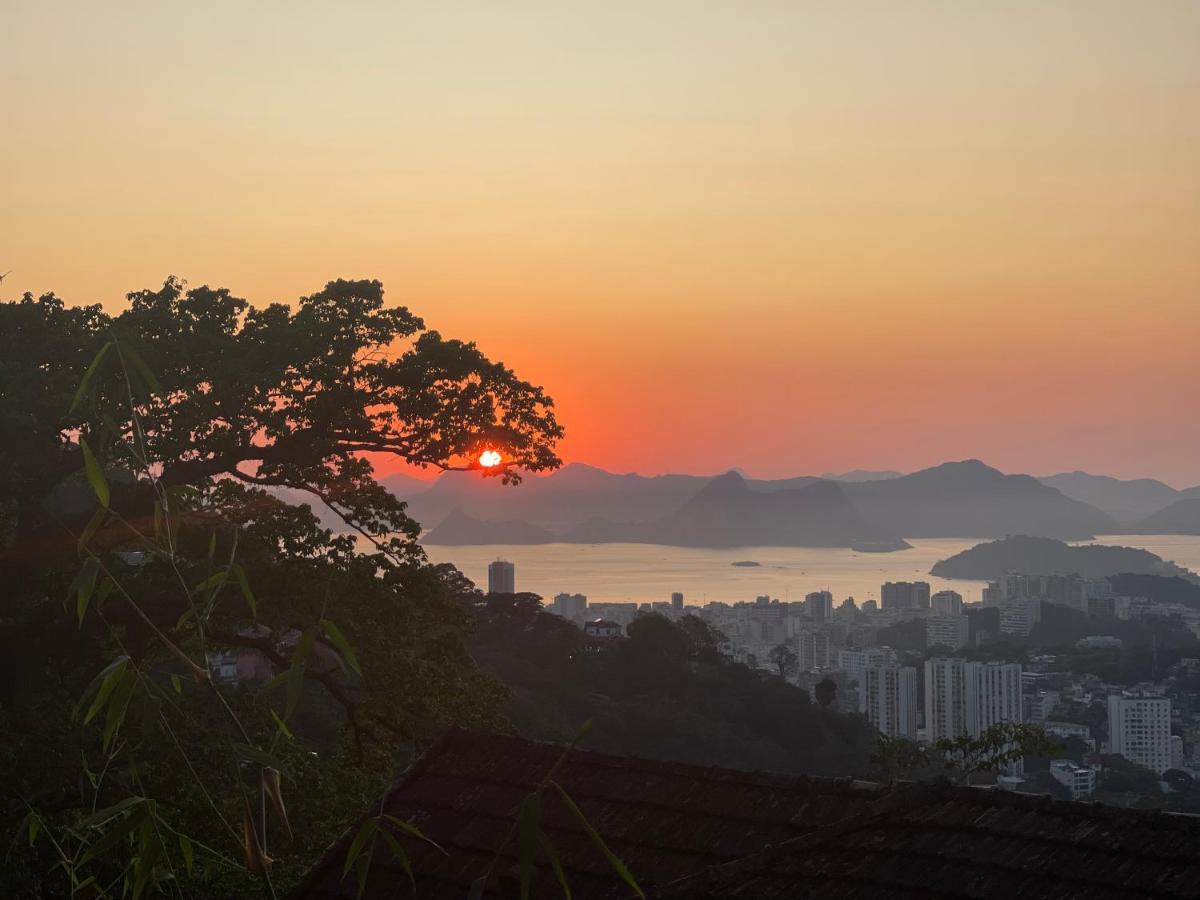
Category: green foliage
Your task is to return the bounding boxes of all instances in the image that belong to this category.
[768,642,798,680]
[873,723,1062,785]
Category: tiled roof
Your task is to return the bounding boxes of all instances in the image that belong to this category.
[289,730,893,899]
[291,730,1200,899]
[654,782,1200,899]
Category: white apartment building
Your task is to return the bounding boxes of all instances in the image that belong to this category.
[926,615,969,651]
[924,658,1023,742]
[1107,693,1172,775]
[862,665,917,738]
[797,628,834,672]
[931,590,964,617]
[1050,760,1097,800]
[838,647,897,711]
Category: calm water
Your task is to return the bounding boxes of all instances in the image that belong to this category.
[422,535,1200,606]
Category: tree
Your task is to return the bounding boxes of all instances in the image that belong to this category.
[873,723,1061,785]
[0,277,564,896]
[768,643,798,680]
[814,678,838,708]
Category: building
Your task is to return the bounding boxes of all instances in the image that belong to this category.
[1076,635,1123,650]
[671,592,684,614]
[797,628,835,672]
[881,581,930,612]
[931,590,963,617]
[925,615,969,651]
[999,597,1041,636]
[837,647,896,711]
[1049,760,1096,800]
[805,591,834,623]
[862,666,917,738]
[924,658,1023,742]
[487,559,515,594]
[551,592,588,621]
[1107,692,1172,775]
[584,619,624,641]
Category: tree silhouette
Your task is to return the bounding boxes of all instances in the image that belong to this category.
[814,677,838,707]
[768,642,798,680]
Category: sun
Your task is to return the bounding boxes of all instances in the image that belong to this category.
[478,449,502,468]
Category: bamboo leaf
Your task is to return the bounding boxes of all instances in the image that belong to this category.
[468,876,486,900]
[378,829,414,888]
[233,563,256,619]
[78,806,147,867]
[241,797,272,874]
[341,818,379,880]
[178,835,194,875]
[517,794,540,900]
[321,618,362,676]
[102,669,137,751]
[270,708,294,740]
[262,767,293,841]
[77,507,108,552]
[170,674,182,695]
[121,342,163,398]
[83,659,130,725]
[76,656,130,723]
[76,795,147,830]
[70,342,112,414]
[380,815,443,853]
[76,556,101,626]
[538,830,572,900]
[233,743,282,770]
[549,781,644,899]
[26,812,40,846]
[79,438,109,508]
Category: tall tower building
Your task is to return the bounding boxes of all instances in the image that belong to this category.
[863,666,917,738]
[881,581,931,612]
[805,590,834,622]
[931,590,964,617]
[671,592,684,614]
[487,559,515,594]
[924,658,1023,742]
[1107,693,1172,774]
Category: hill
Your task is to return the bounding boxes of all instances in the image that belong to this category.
[1129,498,1200,535]
[640,472,909,549]
[421,508,556,544]
[1039,471,1183,523]
[844,460,1114,540]
[930,535,1191,581]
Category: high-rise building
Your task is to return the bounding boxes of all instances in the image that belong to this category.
[924,658,1023,742]
[797,628,834,672]
[1107,693,1172,774]
[925,615,969,651]
[837,647,897,711]
[862,665,917,738]
[805,590,834,622]
[487,559,515,594]
[671,592,684,613]
[931,590,963,617]
[551,592,588,621]
[881,581,930,612]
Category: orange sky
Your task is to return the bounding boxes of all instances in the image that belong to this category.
[3,3,1198,485]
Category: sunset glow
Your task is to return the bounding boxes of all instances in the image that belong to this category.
[479,450,503,469]
[2,3,1197,484]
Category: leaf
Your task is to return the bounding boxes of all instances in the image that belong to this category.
[102,669,137,751]
[77,507,108,552]
[378,829,414,888]
[170,674,182,695]
[269,708,294,740]
[121,342,163,398]
[76,556,101,626]
[79,438,110,508]
[70,341,112,414]
[78,806,147,867]
[241,797,272,874]
[341,818,379,880]
[549,781,644,899]
[233,743,282,770]
[261,767,293,841]
[285,665,304,721]
[516,794,540,900]
[538,830,571,900]
[380,815,443,854]
[83,660,128,726]
[76,656,130,724]
[292,625,318,667]
[207,530,217,560]
[233,564,257,619]
[191,571,227,599]
[178,834,194,875]
[26,812,40,846]
[76,795,146,830]
[321,619,362,676]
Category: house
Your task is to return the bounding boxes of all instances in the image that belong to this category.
[583,619,624,641]
[290,730,1200,899]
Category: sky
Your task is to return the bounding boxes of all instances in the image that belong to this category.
[3,2,1198,485]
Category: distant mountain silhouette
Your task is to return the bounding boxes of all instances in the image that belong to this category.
[633,472,908,549]
[422,509,555,545]
[1038,471,1184,523]
[1128,498,1200,535]
[930,535,1191,581]
[819,469,903,482]
[841,460,1114,540]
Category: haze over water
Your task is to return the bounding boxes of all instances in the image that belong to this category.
[423,535,1200,606]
